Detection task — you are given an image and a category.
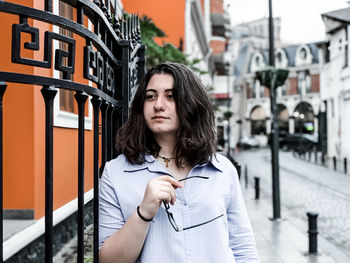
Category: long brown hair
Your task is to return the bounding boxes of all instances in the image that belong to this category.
[116,62,217,167]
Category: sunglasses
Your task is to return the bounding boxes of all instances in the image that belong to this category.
[163,176,224,232]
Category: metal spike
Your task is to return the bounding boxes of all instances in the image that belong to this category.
[113,1,120,37]
[94,0,100,8]
[129,17,132,41]
[101,0,107,15]
[137,16,142,43]
[131,15,135,40]
[121,19,124,39]
[114,0,119,31]
[125,19,129,40]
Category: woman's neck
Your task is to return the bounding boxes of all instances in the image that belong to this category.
[154,134,176,157]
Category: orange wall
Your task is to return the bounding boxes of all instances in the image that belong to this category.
[1,6,36,212]
[211,0,224,14]
[210,39,226,54]
[124,0,185,48]
[1,0,95,219]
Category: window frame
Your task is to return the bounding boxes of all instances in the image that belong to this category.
[52,0,92,130]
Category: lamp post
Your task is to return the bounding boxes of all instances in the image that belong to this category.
[225,62,232,154]
[255,0,289,219]
[256,68,288,219]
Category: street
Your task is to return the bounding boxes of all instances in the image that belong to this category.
[235,147,350,258]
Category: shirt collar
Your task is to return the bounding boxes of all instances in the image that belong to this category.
[194,154,224,173]
[124,154,224,173]
[124,154,167,173]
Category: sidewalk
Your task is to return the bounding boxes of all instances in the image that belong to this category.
[242,185,350,263]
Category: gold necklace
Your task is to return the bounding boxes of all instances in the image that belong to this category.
[158,154,175,168]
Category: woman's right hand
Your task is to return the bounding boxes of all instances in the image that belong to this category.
[139,176,182,220]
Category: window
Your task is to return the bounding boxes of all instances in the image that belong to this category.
[276,52,282,64]
[300,47,307,60]
[297,71,304,95]
[305,72,311,93]
[52,0,92,129]
[250,106,266,135]
[295,45,312,66]
[59,1,75,114]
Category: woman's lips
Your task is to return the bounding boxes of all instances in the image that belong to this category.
[151,116,168,120]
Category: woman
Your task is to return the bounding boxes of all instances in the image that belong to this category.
[99,62,259,263]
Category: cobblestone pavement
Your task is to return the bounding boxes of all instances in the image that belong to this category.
[235,147,350,258]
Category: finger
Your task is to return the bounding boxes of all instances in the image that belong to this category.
[159,191,172,204]
[159,185,177,205]
[159,176,182,189]
[169,188,176,205]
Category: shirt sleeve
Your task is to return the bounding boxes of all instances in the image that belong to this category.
[99,161,125,249]
[227,166,260,262]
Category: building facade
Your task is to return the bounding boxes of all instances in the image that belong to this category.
[319,6,350,159]
[230,18,321,148]
[208,0,232,150]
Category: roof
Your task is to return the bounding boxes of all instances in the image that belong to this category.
[246,42,320,73]
[322,7,350,24]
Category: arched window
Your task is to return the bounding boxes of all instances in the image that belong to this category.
[293,102,315,134]
[295,44,312,66]
[250,106,266,135]
[277,104,289,133]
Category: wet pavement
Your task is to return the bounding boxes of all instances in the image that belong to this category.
[237,147,350,262]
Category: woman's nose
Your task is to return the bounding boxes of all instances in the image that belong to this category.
[154,96,165,110]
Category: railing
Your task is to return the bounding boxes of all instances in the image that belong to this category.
[0,0,145,262]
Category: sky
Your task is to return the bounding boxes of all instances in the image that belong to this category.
[227,0,349,44]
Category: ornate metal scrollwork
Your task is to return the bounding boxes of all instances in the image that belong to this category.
[12,21,76,80]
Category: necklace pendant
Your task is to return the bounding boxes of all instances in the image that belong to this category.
[164,158,170,168]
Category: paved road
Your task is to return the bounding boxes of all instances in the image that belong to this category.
[235,147,350,257]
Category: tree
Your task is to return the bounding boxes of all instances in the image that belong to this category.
[139,15,205,73]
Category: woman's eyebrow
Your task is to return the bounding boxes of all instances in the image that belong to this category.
[145,89,157,93]
[145,88,174,93]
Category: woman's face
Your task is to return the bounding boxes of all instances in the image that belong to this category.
[143,73,180,137]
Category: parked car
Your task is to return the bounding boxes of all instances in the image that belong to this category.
[237,136,259,150]
[280,133,318,152]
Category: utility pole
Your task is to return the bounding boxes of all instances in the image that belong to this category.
[268,0,281,219]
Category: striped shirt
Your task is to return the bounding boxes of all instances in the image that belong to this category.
[99,153,259,263]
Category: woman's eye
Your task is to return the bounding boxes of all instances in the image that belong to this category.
[167,94,174,100]
[145,94,157,101]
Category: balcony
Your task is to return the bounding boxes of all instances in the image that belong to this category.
[211,13,231,38]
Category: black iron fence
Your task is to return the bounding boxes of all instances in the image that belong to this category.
[0,0,145,262]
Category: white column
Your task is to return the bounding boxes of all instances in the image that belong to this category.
[266,118,271,134]
[245,119,251,137]
[289,117,295,134]
[348,25,350,67]
[314,117,318,134]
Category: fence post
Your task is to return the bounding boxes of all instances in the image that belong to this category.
[75,91,88,263]
[41,86,57,263]
[244,165,248,189]
[333,156,337,171]
[254,177,260,200]
[321,153,325,165]
[236,162,241,181]
[314,147,317,163]
[91,96,102,263]
[344,158,347,174]
[0,81,7,263]
[306,212,318,254]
